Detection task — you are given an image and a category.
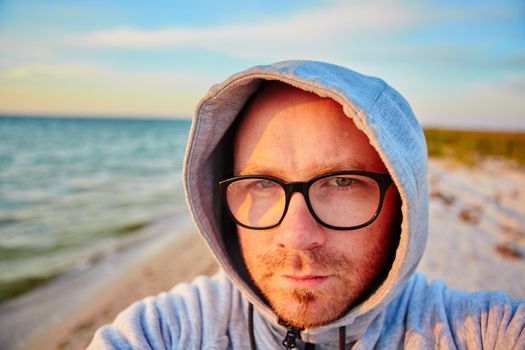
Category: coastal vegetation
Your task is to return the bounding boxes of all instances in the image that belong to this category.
[424,128,525,166]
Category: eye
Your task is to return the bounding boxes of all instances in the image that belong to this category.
[254,179,278,189]
[316,176,356,189]
[334,177,353,187]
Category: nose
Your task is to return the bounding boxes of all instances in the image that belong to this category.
[273,192,326,250]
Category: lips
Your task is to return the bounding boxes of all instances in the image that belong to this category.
[281,274,330,288]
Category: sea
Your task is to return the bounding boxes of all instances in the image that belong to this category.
[0,116,192,302]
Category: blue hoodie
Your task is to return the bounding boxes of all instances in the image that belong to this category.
[89,60,525,349]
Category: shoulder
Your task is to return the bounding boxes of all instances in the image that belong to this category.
[383,273,525,349]
[88,271,245,349]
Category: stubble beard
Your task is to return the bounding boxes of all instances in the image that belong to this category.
[244,247,379,329]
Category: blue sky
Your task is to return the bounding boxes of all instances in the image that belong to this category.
[0,0,523,129]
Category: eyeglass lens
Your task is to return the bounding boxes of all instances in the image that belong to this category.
[225,174,380,229]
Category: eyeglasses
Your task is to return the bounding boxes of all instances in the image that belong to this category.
[219,170,392,231]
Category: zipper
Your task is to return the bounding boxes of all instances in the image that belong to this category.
[279,320,303,349]
[282,327,301,349]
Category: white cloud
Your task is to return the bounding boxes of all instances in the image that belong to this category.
[65,0,520,66]
[70,1,422,58]
[6,63,104,79]
[0,36,54,58]
[3,62,211,85]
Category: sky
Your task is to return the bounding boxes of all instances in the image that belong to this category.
[0,0,523,130]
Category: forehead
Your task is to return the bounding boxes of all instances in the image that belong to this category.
[233,83,386,179]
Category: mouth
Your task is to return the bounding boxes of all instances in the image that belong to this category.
[280,274,330,288]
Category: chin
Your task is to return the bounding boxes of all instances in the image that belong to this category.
[263,283,358,329]
[271,295,349,328]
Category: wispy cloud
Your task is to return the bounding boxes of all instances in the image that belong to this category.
[70,1,421,54]
[3,62,211,84]
[67,1,521,67]
[0,36,55,59]
[6,63,103,79]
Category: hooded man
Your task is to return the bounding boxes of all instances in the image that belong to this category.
[89,60,525,349]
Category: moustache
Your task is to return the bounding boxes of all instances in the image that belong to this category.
[257,248,353,277]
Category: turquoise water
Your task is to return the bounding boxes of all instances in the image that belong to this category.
[0,116,191,300]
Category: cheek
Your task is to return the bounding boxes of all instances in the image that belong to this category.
[327,230,379,260]
[238,227,272,258]
[331,189,399,260]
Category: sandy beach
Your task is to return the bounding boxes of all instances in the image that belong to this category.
[421,158,525,298]
[2,158,524,350]
[14,230,219,350]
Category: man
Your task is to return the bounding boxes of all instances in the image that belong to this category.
[89,60,525,349]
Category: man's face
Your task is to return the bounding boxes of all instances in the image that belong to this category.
[233,84,399,328]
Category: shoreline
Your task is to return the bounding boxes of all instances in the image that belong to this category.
[0,212,218,350]
[25,231,218,350]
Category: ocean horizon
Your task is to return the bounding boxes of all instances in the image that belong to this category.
[0,116,192,301]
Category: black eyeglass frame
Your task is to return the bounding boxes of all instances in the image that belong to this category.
[218,170,393,231]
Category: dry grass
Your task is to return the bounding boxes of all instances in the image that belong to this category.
[424,128,525,166]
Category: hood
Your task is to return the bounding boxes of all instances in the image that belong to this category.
[183,60,428,342]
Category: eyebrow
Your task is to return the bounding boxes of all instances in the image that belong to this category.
[236,160,370,178]
[237,165,287,177]
[311,161,368,174]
